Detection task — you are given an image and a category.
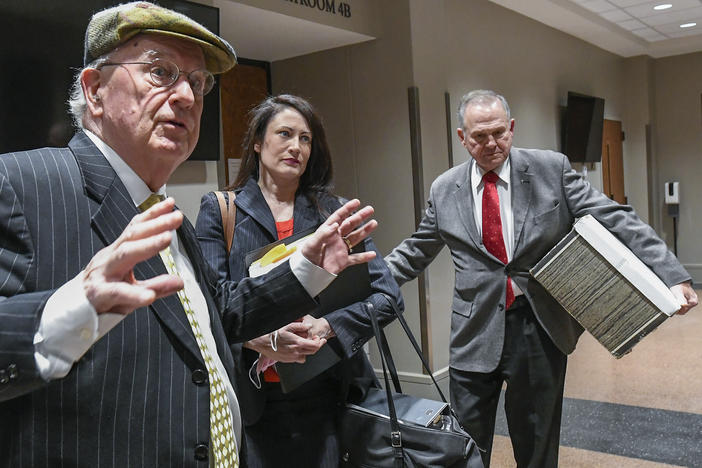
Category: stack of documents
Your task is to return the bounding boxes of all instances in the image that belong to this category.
[531,215,681,358]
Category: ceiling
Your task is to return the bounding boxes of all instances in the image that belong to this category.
[489,0,702,57]
[203,1,702,62]
[215,1,374,62]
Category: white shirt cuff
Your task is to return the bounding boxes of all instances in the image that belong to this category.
[289,249,336,298]
[33,272,126,380]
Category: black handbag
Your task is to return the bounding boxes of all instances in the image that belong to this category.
[339,299,483,468]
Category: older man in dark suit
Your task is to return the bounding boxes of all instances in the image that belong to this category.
[386,89,697,468]
[0,3,377,466]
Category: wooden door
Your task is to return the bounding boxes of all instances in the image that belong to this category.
[220,59,270,186]
[601,119,626,204]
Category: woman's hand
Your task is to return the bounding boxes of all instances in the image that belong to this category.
[244,321,327,363]
[302,314,336,340]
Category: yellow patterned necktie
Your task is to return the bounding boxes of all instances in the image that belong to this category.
[139,194,238,467]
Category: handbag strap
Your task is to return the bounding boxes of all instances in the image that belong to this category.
[367,302,405,467]
[383,294,450,405]
[214,191,237,253]
[377,325,402,393]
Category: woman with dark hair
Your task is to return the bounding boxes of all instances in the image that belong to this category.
[196,94,402,467]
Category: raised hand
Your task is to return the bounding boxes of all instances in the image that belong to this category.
[301,198,378,275]
[83,197,184,315]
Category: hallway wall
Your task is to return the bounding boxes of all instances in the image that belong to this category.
[652,51,702,282]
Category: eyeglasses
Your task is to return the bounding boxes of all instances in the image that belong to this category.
[98,58,215,96]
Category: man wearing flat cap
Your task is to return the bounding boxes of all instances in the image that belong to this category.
[0,3,377,466]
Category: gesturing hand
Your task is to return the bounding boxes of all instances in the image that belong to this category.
[83,197,184,315]
[301,199,378,275]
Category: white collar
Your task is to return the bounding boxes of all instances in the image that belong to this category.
[83,129,167,207]
[471,155,511,188]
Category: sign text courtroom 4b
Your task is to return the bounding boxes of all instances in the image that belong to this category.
[283,0,352,18]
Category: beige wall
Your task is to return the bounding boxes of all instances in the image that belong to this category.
[621,55,654,225]
[168,161,219,222]
[652,51,702,281]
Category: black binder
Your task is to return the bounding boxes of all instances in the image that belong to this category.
[245,227,372,393]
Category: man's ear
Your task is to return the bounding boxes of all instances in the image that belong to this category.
[457,128,467,147]
[81,68,103,118]
[509,119,515,132]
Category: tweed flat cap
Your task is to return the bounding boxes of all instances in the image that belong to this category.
[84,1,236,74]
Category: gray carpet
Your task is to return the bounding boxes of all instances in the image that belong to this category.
[494,392,702,466]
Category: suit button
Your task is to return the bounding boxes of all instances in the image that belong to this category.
[193,443,208,461]
[192,369,208,385]
[0,370,7,384]
[8,364,18,380]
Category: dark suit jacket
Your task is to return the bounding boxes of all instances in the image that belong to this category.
[195,177,403,426]
[0,132,321,467]
[386,148,691,373]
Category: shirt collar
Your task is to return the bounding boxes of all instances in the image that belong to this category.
[83,130,167,207]
[471,155,511,189]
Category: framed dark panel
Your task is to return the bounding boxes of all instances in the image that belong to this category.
[220,58,271,185]
[0,0,221,161]
[563,91,605,163]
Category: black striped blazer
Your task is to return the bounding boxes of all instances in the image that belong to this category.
[195,178,404,427]
[0,132,319,467]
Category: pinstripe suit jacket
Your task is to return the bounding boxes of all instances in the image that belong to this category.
[0,132,321,467]
[195,178,403,427]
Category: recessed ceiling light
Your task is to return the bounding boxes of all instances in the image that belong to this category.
[680,22,697,28]
[653,4,672,10]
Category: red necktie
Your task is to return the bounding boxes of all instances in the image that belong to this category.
[482,171,515,310]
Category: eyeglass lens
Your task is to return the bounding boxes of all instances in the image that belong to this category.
[149,59,214,96]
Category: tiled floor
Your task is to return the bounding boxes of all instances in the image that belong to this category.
[491,435,686,468]
[490,289,702,467]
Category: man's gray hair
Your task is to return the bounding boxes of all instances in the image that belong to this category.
[456,90,511,130]
[68,56,110,129]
